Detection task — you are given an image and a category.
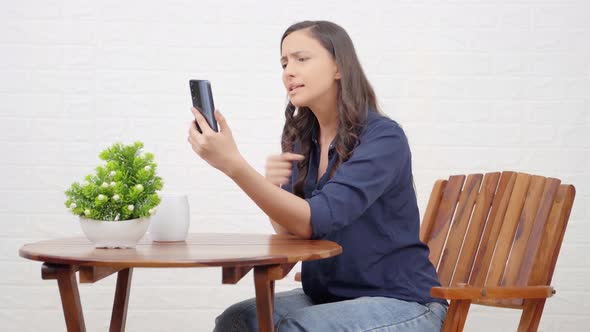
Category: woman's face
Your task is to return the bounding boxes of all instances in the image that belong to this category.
[280,29,340,109]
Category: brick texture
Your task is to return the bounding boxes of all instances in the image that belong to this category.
[1,1,589,331]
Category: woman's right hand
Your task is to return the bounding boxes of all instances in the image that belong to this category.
[265,152,305,186]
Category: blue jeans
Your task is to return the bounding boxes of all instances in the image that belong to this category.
[214,288,447,332]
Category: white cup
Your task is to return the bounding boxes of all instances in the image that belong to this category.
[148,193,190,242]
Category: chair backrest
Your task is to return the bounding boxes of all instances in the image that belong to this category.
[420,171,575,308]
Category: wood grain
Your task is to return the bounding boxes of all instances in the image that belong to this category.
[19,233,342,268]
[42,263,86,332]
[437,174,482,287]
[527,185,576,286]
[420,180,447,245]
[254,266,275,332]
[469,171,517,287]
[441,300,471,332]
[501,175,548,287]
[426,175,465,269]
[222,266,253,284]
[79,266,123,284]
[110,268,132,332]
[431,285,554,300]
[486,173,531,286]
[518,299,546,332]
[451,172,500,286]
[427,172,576,332]
[22,233,342,332]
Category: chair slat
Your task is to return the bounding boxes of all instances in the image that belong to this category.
[470,171,517,287]
[452,172,501,286]
[486,173,532,286]
[437,174,483,287]
[426,175,466,270]
[424,172,576,331]
[501,175,548,287]
[420,180,447,245]
[526,184,575,286]
[293,171,575,331]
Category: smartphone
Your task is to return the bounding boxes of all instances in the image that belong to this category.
[189,79,218,133]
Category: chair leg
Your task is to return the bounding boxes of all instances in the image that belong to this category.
[110,268,133,332]
[441,300,471,332]
[517,299,546,332]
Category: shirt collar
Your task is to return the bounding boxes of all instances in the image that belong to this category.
[311,122,319,144]
[310,123,336,150]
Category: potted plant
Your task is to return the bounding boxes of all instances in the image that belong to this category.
[64,141,164,248]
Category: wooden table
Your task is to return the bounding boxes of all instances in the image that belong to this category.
[19,233,342,332]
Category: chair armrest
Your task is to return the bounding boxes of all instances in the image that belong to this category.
[430,285,555,300]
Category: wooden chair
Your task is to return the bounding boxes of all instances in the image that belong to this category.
[422,171,575,331]
[295,171,576,331]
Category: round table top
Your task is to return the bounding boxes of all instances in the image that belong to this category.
[19,233,342,268]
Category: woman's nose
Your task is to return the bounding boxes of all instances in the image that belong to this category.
[283,63,296,77]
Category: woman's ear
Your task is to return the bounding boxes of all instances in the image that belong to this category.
[335,68,341,80]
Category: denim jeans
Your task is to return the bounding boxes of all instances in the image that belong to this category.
[213,288,447,332]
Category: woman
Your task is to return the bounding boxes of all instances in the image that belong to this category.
[188,20,447,332]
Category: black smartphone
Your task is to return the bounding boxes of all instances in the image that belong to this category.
[189,79,219,133]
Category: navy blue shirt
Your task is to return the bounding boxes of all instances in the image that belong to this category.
[282,110,445,305]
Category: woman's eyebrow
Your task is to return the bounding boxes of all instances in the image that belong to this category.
[280,51,308,62]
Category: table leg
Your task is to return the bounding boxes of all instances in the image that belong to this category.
[254,266,275,332]
[110,268,133,332]
[41,263,86,332]
[270,279,275,308]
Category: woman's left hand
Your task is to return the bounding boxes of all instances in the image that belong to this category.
[187,108,244,176]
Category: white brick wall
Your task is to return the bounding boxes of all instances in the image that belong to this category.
[1,0,588,331]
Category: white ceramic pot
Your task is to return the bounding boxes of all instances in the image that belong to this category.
[148,193,190,242]
[79,216,150,249]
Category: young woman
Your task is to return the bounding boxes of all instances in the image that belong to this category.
[187,20,447,332]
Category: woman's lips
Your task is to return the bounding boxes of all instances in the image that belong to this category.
[289,85,304,95]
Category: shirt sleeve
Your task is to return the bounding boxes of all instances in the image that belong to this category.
[306,121,410,239]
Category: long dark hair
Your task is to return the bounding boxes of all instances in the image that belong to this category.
[280,20,381,198]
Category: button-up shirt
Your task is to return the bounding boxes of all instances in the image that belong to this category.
[282,110,445,305]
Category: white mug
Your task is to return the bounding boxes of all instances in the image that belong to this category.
[148,193,190,242]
